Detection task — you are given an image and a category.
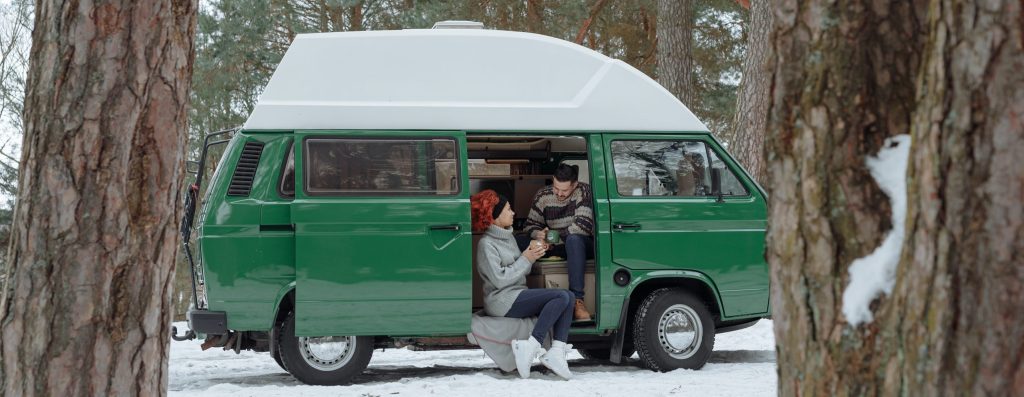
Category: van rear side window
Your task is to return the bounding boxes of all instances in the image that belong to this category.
[278,141,295,198]
[304,138,459,196]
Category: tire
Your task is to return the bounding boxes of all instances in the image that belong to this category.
[632,288,715,371]
[271,345,287,372]
[276,310,374,385]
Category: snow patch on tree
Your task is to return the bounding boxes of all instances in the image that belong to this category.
[842,134,911,326]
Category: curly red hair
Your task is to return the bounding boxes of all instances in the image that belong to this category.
[471,189,500,232]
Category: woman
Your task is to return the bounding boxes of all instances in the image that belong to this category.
[471,189,575,380]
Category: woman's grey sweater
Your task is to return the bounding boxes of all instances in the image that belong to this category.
[477,225,534,317]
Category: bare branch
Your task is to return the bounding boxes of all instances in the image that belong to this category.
[574,0,610,45]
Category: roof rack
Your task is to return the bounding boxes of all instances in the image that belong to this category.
[432,20,484,29]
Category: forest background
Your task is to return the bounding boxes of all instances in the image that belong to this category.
[0,0,757,320]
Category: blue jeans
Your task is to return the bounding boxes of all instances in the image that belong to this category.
[504,288,574,342]
[516,233,593,299]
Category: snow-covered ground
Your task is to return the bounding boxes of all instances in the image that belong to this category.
[169,320,777,397]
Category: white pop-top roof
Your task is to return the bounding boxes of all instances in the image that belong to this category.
[243,28,708,132]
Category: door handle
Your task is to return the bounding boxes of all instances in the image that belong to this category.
[259,224,295,232]
[429,224,461,231]
[613,223,641,231]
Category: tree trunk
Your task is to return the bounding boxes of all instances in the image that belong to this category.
[765,0,926,395]
[876,0,1024,394]
[526,0,543,33]
[768,0,1024,395]
[656,0,696,108]
[726,0,771,182]
[350,1,363,31]
[0,1,197,396]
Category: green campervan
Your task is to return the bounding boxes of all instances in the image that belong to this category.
[175,22,770,385]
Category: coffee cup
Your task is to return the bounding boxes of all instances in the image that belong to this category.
[545,230,561,244]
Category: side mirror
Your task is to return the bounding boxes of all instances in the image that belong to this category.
[186,160,200,175]
[711,168,724,203]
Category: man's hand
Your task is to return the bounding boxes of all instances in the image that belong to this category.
[532,227,551,249]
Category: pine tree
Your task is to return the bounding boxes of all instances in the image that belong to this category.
[0,1,198,395]
[767,0,1024,394]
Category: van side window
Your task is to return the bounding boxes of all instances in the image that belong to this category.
[610,140,747,197]
[707,147,749,196]
[278,141,295,198]
[304,138,459,196]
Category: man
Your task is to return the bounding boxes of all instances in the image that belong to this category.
[518,163,595,321]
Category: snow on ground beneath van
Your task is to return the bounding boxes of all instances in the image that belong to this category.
[168,320,777,397]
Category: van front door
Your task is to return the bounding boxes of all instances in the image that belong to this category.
[602,134,769,318]
[292,131,471,336]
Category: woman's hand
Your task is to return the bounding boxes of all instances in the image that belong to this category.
[522,241,546,262]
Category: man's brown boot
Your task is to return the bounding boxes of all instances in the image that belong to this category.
[574,298,592,321]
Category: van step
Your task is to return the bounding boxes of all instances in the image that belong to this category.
[570,319,596,328]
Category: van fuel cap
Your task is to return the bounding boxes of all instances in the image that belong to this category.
[613,269,631,287]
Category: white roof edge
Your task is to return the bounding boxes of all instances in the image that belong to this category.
[243,29,708,132]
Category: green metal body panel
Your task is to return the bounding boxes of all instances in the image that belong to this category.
[197,129,769,337]
[586,135,625,330]
[291,130,471,336]
[199,132,296,330]
[601,134,769,318]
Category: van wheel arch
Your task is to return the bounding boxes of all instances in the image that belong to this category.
[626,277,721,326]
[273,289,296,329]
[269,288,295,370]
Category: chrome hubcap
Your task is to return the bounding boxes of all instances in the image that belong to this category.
[658,304,702,359]
[298,336,355,371]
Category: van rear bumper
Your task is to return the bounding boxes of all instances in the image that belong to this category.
[188,310,228,335]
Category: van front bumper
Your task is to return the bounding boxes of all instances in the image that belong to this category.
[187,309,228,335]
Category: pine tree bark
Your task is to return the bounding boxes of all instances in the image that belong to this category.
[765,0,927,395]
[876,0,1024,394]
[656,0,696,108]
[350,1,363,31]
[726,0,771,182]
[0,1,197,396]
[768,0,1024,395]
[526,0,544,33]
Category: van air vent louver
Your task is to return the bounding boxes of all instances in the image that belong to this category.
[227,141,264,196]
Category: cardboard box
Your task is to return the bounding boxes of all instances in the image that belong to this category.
[530,260,595,275]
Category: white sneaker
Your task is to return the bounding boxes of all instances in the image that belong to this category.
[540,341,574,380]
[510,337,544,379]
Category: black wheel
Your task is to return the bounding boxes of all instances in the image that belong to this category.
[276,310,374,385]
[271,343,287,371]
[632,288,715,371]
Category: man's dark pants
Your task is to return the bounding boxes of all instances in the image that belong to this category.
[515,233,594,300]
